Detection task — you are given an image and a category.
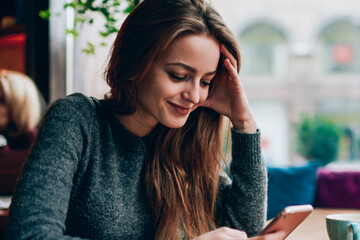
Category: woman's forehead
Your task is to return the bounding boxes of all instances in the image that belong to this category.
[159,33,220,70]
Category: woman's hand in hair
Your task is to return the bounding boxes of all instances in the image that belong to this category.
[193,227,285,239]
[200,44,257,133]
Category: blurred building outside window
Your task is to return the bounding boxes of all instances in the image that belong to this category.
[315,19,360,163]
[224,2,360,166]
[240,23,288,76]
[317,98,360,162]
[239,22,290,165]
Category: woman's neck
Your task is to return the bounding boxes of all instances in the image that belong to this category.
[115,110,156,137]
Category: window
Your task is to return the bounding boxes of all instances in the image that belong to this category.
[317,98,360,161]
[240,23,288,75]
[320,20,360,73]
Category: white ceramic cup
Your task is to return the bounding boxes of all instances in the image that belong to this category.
[326,214,360,240]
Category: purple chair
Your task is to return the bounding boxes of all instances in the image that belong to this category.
[314,167,360,209]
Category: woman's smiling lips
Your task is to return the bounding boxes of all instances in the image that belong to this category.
[168,102,191,115]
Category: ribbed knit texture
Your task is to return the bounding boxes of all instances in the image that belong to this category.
[7,93,267,239]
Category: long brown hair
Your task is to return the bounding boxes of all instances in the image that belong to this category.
[105,0,241,239]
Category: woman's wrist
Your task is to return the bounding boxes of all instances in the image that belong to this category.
[231,118,258,134]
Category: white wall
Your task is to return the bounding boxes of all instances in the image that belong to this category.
[250,101,290,166]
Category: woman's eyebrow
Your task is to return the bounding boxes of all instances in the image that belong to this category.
[205,70,217,76]
[166,62,196,72]
[166,62,217,76]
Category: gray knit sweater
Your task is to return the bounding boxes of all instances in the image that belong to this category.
[7,93,267,239]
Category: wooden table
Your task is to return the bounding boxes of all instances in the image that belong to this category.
[1,207,360,239]
[287,208,360,240]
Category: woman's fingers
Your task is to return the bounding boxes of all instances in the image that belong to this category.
[250,231,286,240]
[194,227,248,239]
[199,48,241,112]
[221,44,237,72]
[193,228,286,240]
[224,58,240,83]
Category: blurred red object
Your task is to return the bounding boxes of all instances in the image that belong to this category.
[333,44,354,64]
[0,33,26,73]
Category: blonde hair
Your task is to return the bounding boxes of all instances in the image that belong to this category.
[0,69,43,136]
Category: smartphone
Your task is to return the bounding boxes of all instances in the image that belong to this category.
[258,204,313,238]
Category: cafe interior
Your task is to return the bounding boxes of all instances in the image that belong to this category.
[0,0,360,239]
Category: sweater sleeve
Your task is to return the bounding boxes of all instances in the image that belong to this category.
[215,128,267,237]
[7,93,94,240]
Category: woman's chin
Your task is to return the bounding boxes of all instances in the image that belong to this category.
[162,119,187,129]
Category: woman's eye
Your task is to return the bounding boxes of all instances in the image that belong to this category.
[200,80,212,87]
[168,72,187,81]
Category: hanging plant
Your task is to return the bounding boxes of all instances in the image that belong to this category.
[40,0,141,54]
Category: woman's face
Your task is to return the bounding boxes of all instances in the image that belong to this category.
[136,33,220,129]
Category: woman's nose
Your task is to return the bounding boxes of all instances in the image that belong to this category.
[182,82,200,104]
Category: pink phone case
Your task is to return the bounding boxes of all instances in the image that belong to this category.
[259,205,313,237]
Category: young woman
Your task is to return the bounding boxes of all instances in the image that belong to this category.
[8,0,285,239]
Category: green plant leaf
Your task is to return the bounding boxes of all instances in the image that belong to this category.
[100,24,118,37]
[100,7,111,21]
[64,2,77,9]
[65,28,79,38]
[78,9,86,14]
[85,0,96,10]
[39,0,142,54]
[99,31,109,37]
[108,17,117,22]
[39,9,51,20]
[99,29,118,37]
[82,42,95,54]
[123,5,135,14]
[75,17,86,24]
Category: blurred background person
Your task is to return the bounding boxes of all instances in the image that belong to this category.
[0,69,45,150]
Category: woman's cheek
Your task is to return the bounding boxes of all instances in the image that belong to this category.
[201,89,210,102]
